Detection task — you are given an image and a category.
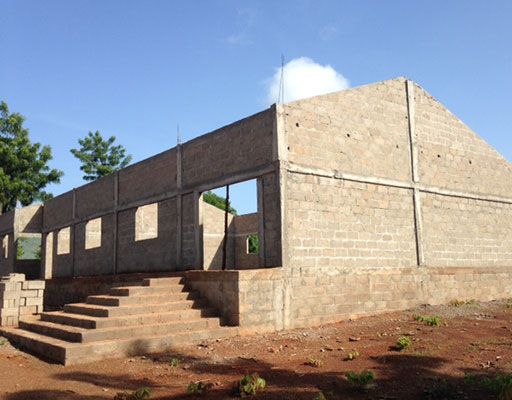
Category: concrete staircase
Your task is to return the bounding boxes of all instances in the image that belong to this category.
[0,276,238,365]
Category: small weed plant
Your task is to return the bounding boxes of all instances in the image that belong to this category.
[0,338,7,346]
[170,358,181,367]
[463,374,476,385]
[425,316,441,327]
[306,356,324,367]
[346,370,374,391]
[238,373,266,397]
[423,381,455,400]
[450,299,476,307]
[113,387,152,400]
[313,392,326,400]
[413,314,441,326]
[396,336,411,350]
[345,351,360,361]
[449,299,465,307]
[187,381,213,395]
[412,313,424,322]
[481,373,512,397]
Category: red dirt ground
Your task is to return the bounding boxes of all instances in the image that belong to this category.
[2,299,512,399]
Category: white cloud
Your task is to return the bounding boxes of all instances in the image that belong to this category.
[265,57,350,104]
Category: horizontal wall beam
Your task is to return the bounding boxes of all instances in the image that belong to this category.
[286,161,512,206]
[42,163,278,234]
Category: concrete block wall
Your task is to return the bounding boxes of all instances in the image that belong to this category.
[202,204,259,270]
[233,212,259,269]
[186,269,283,333]
[278,77,512,330]
[0,206,42,277]
[284,78,412,182]
[421,194,512,267]
[414,83,512,198]
[34,106,281,279]
[0,273,44,326]
[202,202,235,270]
[285,174,417,270]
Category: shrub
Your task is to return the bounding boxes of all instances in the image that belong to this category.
[306,356,324,367]
[187,381,213,395]
[238,373,266,397]
[113,387,152,400]
[425,316,441,327]
[396,336,411,350]
[347,370,374,391]
[345,351,360,361]
[412,313,424,322]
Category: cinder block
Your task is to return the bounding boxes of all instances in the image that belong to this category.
[27,281,45,290]
[0,290,21,300]
[0,307,18,317]
[25,297,43,306]
[7,273,25,282]
[19,306,37,315]
[0,282,18,292]
[22,290,38,298]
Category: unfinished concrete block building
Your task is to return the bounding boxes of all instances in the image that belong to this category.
[2,77,512,363]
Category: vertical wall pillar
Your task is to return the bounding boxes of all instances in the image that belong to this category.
[41,231,53,279]
[112,172,119,274]
[257,177,266,268]
[176,144,183,269]
[71,188,77,277]
[406,79,425,266]
[194,191,204,269]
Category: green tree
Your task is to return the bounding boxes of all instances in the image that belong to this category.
[202,190,237,215]
[0,101,63,213]
[71,131,132,181]
[248,234,259,254]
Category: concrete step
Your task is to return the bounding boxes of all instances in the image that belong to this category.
[0,326,71,363]
[0,324,239,365]
[40,311,97,329]
[143,277,184,287]
[19,316,222,343]
[86,291,200,306]
[64,298,210,318]
[80,318,221,342]
[41,307,219,329]
[109,284,186,297]
[19,319,85,342]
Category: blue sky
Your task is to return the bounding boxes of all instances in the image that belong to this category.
[1,1,511,214]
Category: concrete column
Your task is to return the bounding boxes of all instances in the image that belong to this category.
[257,177,265,268]
[176,144,183,269]
[71,188,77,277]
[406,80,425,267]
[112,172,119,274]
[194,191,204,269]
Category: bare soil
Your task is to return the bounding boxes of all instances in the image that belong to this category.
[2,299,512,399]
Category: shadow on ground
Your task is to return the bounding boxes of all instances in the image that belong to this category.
[4,390,111,400]
[45,350,504,399]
